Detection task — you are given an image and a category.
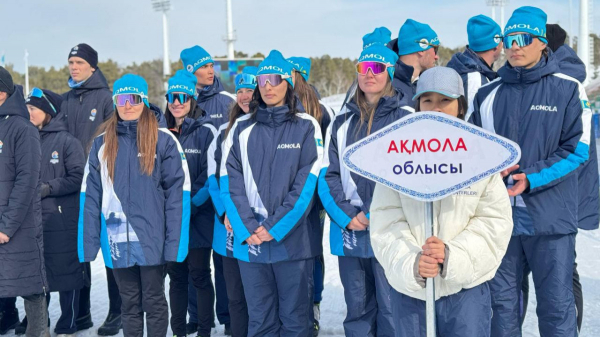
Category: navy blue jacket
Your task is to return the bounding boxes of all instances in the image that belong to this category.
[61,69,114,153]
[387,38,418,108]
[170,117,217,248]
[78,106,191,268]
[446,47,498,108]
[39,113,86,292]
[0,85,47,297]
[469,51,592,235]
[197,76,236,128]
[319,90,413,257]
[220,104,323,263]
[553,45,599,230]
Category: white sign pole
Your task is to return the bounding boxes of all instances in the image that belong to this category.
[424,201,436,337]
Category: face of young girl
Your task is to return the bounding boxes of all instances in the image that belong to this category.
[418,92,459,118]
[28,105,47,128]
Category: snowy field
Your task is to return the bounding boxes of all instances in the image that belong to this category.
[9,93,600,337]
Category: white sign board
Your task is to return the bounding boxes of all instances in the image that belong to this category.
[342,112,521,202]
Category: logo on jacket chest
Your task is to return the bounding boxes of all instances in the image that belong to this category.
[184,148,201,154]
[277,143,301,150]
[529,105,557,112]
[50,151,59,164]
[0,140,3,154]
[210,114,223,119]
[90,108,97,121]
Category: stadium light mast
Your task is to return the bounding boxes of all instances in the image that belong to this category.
[579,0,590,84]
[224,0,236,60]
[152,0,171,90]
[486,0,509,28]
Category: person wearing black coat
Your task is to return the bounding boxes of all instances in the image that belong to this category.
[26,88,86,336]
[59,43,121,335]
[0,67,49,337]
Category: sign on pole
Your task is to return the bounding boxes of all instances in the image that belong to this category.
[342,112,521,336]
[342,112,521,201]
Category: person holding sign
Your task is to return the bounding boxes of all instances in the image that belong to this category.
[369,67,513,337]
[220,50,323,337]
[469,6,593,337]
[318,44,413,336]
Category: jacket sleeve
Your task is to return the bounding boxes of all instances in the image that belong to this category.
[220,122,261,243]
[522,83,592,193]
[103,93,114,121]
[443,174,513,288]
[46,136,85,197]
[318,121,359,229]
[0,126,41,237]
[191,125,216,207]
[161,135,191,263]
[262,120,324,242]
[77,140,102,262]
[370,183,425,294]
[208,129,226,218]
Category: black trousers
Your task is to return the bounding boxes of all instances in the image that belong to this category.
[77,262,91,319]
[213,253,231,325]
[166,248,215,336]
[50,290,80,334]
[112,265,168,337]
[106,266,122,314]
[222,256,248,337]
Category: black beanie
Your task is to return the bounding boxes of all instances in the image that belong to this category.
[0,66,15,95]
[546,24,568,53]
[68,43,98,69]
[25,89,63,117]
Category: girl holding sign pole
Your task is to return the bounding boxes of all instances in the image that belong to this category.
[369,67,514,337]
[318,44,412,336]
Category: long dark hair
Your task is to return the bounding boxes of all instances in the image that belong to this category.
[164,97,201,129]
[414,96,468,120]
[293,72,322,123]
[225,103,245,138]
[94,106,158,181]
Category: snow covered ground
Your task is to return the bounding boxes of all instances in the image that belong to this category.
[9,94,600,336]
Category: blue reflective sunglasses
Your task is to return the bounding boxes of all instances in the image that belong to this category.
[235,73,257,87]
[165,93,193,104]
[503,33,542,49]
[28,87,57,114]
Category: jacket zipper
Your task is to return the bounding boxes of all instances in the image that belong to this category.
[126,126,131,267]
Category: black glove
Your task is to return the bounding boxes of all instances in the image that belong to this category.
[40,183,51,199]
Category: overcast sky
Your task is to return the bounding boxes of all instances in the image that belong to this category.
[2,0,599,73]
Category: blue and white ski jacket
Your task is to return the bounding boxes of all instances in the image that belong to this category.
[197,76,236,128]
[220,104,323,263]
[469,51,592,235]
[78,106,191,268]
[319,90,413,257]
[446,47,498,109]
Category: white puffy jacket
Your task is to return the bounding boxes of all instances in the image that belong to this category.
[370,174,513,301]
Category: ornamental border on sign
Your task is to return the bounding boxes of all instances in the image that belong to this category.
[342,113,520,201]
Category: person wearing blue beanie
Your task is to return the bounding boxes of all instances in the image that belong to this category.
[470,6,592,337]
[318,42,412,337]
[81,72,192,337]
[221,48,324,337]
[180,45,236,130]
[385,19,439,108]
[287,53,336,336]
[362,27,392,50]
[210,65,257,337]
[163,69,224,337]
[447,14,502,108]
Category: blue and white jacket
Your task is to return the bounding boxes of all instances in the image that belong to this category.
[446,47,498,109]
[170,117,217,248]
[197,76,236,128]
[78,106,191,268]
[319,90,413,258]
[220,104,323,263]
[469,51,592,235]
